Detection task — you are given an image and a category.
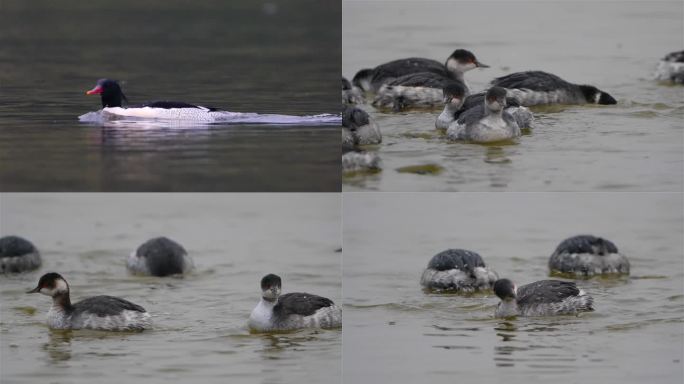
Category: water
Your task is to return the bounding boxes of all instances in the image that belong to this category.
[343,193,683,383]
[0,0,341,192]
[342,1,684,191]
[0,194,341,384]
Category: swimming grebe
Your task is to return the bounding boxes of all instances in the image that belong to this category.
[248,274,342,332]
[420,249,498,292]
[28,272,151,331]
[490,71,617,106]
[446,87,530,143]
[0,235,41,273]
[128,237,194,277]
[494,278,594,318]
[548,235,629,277]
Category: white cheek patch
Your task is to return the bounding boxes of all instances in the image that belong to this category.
[447,59,477,73]
[594,92,601,104]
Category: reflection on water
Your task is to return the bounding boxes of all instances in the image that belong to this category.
[44,330,73,363]
[0,0,341,192]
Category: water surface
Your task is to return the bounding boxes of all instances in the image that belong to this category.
[0,0,341,191]
[343,193,683,383]
[0,194,341,383]
[342,1,683,191]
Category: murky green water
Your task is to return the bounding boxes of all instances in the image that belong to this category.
[0,0,341,191]
[0,194,341,383]
[342,1,683,191]
[343,193,683,383]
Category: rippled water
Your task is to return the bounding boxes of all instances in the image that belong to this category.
[342,1,684,191]
[343,193,683,383]
[0,194,341,384]
[0,0,341,191]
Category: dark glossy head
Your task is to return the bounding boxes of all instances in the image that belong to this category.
[493,278,516,301]
[352,68,374,91]
[27,272,69,296]
[260,274,282,301]
[485,86,507,111]
[579,85,617,105]
[342,77,353,91]
[445,49,489,73]
[442,82,467,106]
[85,78,128,108]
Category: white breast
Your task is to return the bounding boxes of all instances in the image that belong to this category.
[248,299,274,331]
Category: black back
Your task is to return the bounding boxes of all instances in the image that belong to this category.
[135,101,218,110]
[516,280,580,305]
[554,235,618,255]
[371,57,447,85]
[492,71,575,92]
[663,50,684,62]
[427,249,486,277]
[0,236,37,257]
[342,105,370,129]
[452,91,521,120]
[273,292,334,317]
[386,72,453,88]
[72,295,146,316]
[136,237,188,277]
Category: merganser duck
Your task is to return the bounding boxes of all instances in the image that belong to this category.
[81,78,341,124]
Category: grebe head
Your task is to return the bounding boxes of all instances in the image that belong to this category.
[260,273,282,302]
[445,49,489,74]
[27,272,69,297]
[442,82,467,108]
[493,278,516,301]
[485,86,507,112]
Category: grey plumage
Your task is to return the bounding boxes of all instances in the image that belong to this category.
[549,235,629,277]
[494,278,594,317]
[130,237,192,276]
[71,295,147,317]
[274,292,335,318]
[491,71,617,105]
[0,235,42,273]
[421,249,498,292]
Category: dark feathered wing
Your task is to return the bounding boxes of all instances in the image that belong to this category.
[387,72,453,88]
[555,235,618,254]
[372,57,447,84]
[516,280,580,306]
[427,249,486,276]
[492,71,573,92]
[72,295,147,316]
[274,292,335,317]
